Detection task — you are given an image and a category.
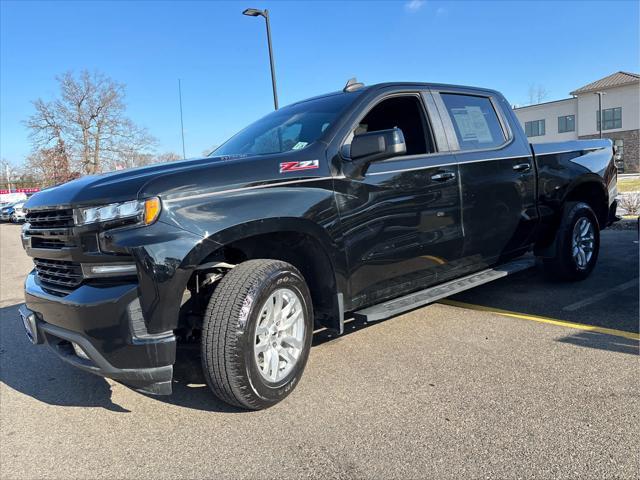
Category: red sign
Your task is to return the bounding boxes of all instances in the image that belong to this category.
[0,188,40,194]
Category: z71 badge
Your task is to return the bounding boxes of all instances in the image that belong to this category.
[279,160,319,173]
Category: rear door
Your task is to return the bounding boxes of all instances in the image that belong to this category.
[432,89,537,269]
[332,90,464,309]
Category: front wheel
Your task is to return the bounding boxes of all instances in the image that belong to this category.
[542,202,600,281]
[201,259,313,410]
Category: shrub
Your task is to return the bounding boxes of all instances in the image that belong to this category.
[619,193,640,216]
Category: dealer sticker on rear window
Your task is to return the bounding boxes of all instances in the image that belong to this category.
[279,160,319,173]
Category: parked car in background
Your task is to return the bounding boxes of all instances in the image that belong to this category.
[1,203,17,222]
[11,203,26,223]
[0,192,28,205]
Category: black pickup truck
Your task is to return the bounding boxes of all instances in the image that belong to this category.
[20,80,618,409]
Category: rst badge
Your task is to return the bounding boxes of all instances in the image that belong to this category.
[279,160,319,173]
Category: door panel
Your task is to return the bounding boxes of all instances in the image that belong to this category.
[457,154,537,268]
[334,154,462,309]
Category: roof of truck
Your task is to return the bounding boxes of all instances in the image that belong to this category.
[287,81,501,108]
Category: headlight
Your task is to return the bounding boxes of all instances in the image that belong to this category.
[76,197,161,226]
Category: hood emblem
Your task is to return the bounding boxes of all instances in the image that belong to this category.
[279,160,319,173]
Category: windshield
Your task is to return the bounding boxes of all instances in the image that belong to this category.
[213,93,355,157]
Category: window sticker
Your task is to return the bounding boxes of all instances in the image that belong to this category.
[292,141,308,150]
[451,106,493,144]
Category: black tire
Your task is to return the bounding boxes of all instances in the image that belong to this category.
[543,201,600,281]
[201,259,313,410]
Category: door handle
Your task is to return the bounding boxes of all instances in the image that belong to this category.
[431,172,456,182]
[513,163,531,172]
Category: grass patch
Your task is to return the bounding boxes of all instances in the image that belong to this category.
[619,178,640,193]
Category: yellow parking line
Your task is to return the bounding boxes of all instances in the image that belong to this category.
[439,299,640,341]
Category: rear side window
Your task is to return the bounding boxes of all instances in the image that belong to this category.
[440,93,506,150]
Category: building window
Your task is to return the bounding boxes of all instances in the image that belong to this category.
[558,115,575,133]
[597,107,622,130]
[525,119,545,137]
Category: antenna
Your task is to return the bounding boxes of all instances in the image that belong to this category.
[343,77,365,92]
[178,79,186,159]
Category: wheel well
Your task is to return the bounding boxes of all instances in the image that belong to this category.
[192,231,338,328]
[566,181,608,227]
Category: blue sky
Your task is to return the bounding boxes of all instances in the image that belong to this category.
[1,0,638,163]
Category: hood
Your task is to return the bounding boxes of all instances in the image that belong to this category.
[23,155,251,210]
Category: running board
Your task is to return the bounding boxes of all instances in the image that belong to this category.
[353,258,535,322]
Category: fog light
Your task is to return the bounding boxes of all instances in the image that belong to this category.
[72,342,90,360]
[19,305,40,344]
[81,263,137,278]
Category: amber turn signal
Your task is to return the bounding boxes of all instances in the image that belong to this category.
[144,197,161,225]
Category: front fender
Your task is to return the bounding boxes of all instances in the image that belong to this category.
[102,221,221,334]
[107,179,347,334]
[162,179,346,285]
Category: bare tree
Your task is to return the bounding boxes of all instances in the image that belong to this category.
[1,158,19,190]
[110,151,182,170]
[26,70,156,175]
[2,157,48,190]
[528,84,549,105]
[25,143,79,187]
[156,152,182,163]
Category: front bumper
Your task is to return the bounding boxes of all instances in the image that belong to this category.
[607,198,621,226]
[23,271,176,395]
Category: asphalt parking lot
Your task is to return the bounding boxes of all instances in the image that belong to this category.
[1,222,638,479]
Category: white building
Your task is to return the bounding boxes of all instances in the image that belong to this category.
[514,72,639,172]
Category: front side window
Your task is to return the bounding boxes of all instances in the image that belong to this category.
[558,115,575,133]
[597,107,622,130]
[213,94,355,157]
[441,93,506,150]
[525,119,545,137]
[352,95,434,155]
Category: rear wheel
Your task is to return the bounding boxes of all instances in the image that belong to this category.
[201,259,313,410]
[543,202,600,281]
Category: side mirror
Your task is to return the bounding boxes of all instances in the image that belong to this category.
[343,128,406,179]
[350,127,407,164]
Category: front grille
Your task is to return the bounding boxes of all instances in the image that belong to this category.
[25,209,76,250]
[31,237,76,249]
[26,209,74,229]
[34,258,83,295]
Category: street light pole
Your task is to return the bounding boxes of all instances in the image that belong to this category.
[178,79,186,159]
[243,8,279,110]
[263,10,279,110]
[595,91,606,139]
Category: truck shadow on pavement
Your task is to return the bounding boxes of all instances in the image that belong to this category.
[0,303,131,412]
[556,331,638,356]
[0,302,253,413]
[0,300,380,413]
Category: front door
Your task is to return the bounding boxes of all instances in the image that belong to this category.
[333,92,463,310]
